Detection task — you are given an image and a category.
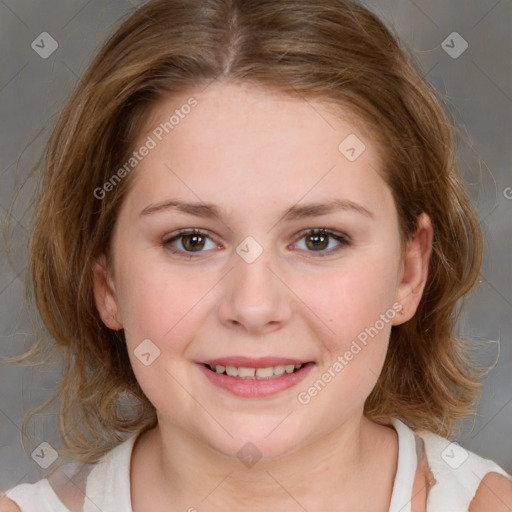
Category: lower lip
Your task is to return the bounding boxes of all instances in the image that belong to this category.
[198,363,314,398]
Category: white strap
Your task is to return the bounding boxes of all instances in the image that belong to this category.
[388,418,417,512]
[83,434,138,512]
[5,480,71,512]
[418,429,512,511]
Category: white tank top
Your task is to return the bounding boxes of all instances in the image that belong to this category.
[3,418,511,511]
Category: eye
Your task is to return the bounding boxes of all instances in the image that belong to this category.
[293,229,350,256]
[162,228,351,259]
[162,229,219,258]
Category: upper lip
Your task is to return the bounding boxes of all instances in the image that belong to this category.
[200,356,312,367]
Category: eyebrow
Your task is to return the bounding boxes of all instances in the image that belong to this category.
[139,198,374,221]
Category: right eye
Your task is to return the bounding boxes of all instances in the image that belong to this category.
[162,229,220,258]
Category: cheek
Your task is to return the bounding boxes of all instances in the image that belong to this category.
[115,256,216,352]
[116,261,211,409]
[301,254,399,342]
[293,251,400,407]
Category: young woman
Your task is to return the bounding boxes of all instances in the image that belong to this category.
[2,0,511,510]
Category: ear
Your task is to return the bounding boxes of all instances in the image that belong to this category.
[392,213,433,326]
[92,254,123,330]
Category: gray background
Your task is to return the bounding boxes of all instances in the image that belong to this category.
[1,0,511,491]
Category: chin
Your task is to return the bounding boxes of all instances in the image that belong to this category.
[204,422,306,463]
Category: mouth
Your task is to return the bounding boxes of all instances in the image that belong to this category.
[203,362,307,380]
[197,358,315,398]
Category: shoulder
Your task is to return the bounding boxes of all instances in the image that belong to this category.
[469,472,512,511]
[413,426,512,507]
[390,419,512,510]
[0,494,21,512]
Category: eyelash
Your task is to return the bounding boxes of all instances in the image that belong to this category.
[161,228,351,259]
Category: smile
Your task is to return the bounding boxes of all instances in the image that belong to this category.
[198,359,315,398]
[205,363,304,379]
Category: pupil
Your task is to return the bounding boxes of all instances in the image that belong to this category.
[307,234,328,251]
[184,234,204,251]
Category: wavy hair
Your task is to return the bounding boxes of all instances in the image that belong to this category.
[6,0,484,471]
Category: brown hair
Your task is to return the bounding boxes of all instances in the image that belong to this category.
[6,0,484,469]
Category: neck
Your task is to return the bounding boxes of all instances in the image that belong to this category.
[133,413,398,511]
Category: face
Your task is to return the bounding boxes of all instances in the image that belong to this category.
[93,81,431,459]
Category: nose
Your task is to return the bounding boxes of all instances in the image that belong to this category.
[217,247,294,333]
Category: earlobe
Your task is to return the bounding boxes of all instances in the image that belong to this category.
[392,213,433,326]
[92,254,123,330]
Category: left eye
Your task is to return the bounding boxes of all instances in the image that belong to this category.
[293,229,350,255]
[162,228,350,258]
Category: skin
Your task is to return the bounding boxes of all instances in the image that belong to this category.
[2,82,510,512]
[91,80,434,511]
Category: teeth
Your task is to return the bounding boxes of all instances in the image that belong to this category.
[225,366,238,377]
[255,367,274,378]
[238,367,256,378]
[210,363,304,379]
[274,365,286,376]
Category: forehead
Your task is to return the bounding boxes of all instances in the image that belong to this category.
[142,80,373,148]
[121,81,392,222]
